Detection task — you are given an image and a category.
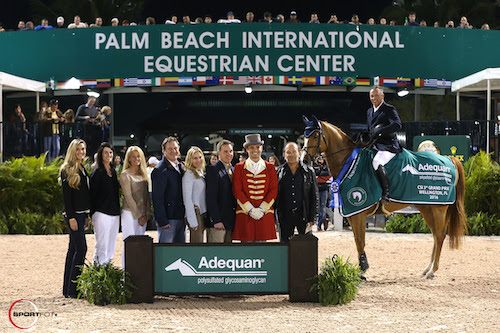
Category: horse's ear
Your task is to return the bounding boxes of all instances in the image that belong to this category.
[302,115,310,124]
[312,115,320,125]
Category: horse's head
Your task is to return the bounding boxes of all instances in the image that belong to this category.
[301,115,324,162]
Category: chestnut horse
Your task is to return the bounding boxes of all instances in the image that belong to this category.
[302,116,467,279]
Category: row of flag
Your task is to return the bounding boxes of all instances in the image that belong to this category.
[47,76,452,89]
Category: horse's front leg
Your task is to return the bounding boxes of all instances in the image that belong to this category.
[348,214,369,271]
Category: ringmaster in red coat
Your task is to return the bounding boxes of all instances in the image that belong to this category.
[232,134,278,241]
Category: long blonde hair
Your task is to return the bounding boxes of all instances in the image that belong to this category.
[58,139,86,189]
[185,146,205,178]
[123,146,148,180]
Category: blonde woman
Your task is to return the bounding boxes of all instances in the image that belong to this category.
[119,146,150,267]
[58,139,90,298]
[182,146,207,243]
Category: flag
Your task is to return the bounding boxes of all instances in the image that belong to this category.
[81,80,97,87]
[274,76,286,84]
[124,78,139,86]
[343,77,355,85]
[397,78,412,86]
[114,78,124,87]
[329,76,343,85]
[193,77,206,85]
[373,76,380,86]
[220,76,234,85]
[178,77,193,85]
[414,78,424,87]
[356,78,370,86]
[286,76,303,84]
[316,76,327,85]
[96,79,111,87]
[136,78,152,86]
[381,77,398,86]
[233,76,248,84]
[437,79,451,88]
[206,76,220,85]
[163,77,179,85]
[302,77,317,85]
[247,76,263,84]
[424,79,438,88]
[263,76,274,84]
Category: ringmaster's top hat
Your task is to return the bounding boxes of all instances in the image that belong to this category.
[243,134,264,148]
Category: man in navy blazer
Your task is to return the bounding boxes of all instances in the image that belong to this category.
[205,139,236,243]
[152,136,186,243]
[367,86,402,202]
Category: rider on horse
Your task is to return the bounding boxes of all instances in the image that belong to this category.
[367,86,402,203]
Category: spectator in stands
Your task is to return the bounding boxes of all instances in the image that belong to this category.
[12,105,28,155]
[420,20,427,27]
[259,12,275,23]
[183,16,191,24]
[367,18,375,25]
[309,13,320,23]
[122,20,130,26]
[445,20,454,28]
[63,109,75,123]
[245,12,255,23]
[17,21,26,30]
[389,20,397,26]
[111,18,119,26]
[276,14,285,23]
[145,17,155,25]
[327,15,339,24]
[288,11,300,23]
[433,21,439,27]
[481,23,490,30]
[93,17,103,27]
[165,16,177,24]
[380,17,387,25]
[204,15,212,23]
[209,153,218,165]
[459,16,472,29]
[314,155,331,232]
[68,15,87,28]
[22,21,34,31]
[0,23,5,32]
[405,12,420,26]
[42,99,64,160]
[268,154,280,169]
[75,96,100,155]
[130,22,137,26]
[35,19,53,31]
[350,14,361,25]
[239,152,248,163]
[55,16,65,28]
[219,11,241,24]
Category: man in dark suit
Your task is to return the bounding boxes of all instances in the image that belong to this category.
[205,140,236,243]
[152,137,186,243]
[367,86,402,202]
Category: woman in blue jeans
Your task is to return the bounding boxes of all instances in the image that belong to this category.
[59,139,90,298]
[314,156,331,231]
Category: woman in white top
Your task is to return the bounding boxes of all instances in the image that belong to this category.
[182,146,207,243]
[119,146,150,267]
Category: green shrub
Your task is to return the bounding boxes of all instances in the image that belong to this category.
[76,261,135,305]
[310,255,362,306]
[464,151,500,217]
[385,214,430,234]
[467,212,500,236]
[4,209,66,235]
[0,154,62,218]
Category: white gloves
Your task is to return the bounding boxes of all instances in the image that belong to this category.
[249,207,266,220]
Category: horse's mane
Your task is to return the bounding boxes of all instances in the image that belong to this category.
[320,120,356,146]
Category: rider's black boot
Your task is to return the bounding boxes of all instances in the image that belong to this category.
[376,165,390,203]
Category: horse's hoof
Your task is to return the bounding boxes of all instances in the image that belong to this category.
[425,272,435,279]
[359,252,369,272]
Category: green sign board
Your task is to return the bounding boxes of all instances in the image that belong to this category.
[413,135,472,163]
[154,245,288,293]
[229,128,292,135]
[1,24,500,82]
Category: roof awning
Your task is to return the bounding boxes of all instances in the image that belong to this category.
[452,68,500,92]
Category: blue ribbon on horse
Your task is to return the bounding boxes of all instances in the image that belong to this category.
[329,147,360,208]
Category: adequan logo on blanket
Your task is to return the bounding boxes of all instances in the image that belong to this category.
[347,187,367,206]
[402,163,453,183]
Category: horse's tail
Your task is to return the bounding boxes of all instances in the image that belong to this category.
[446,157,468,249]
